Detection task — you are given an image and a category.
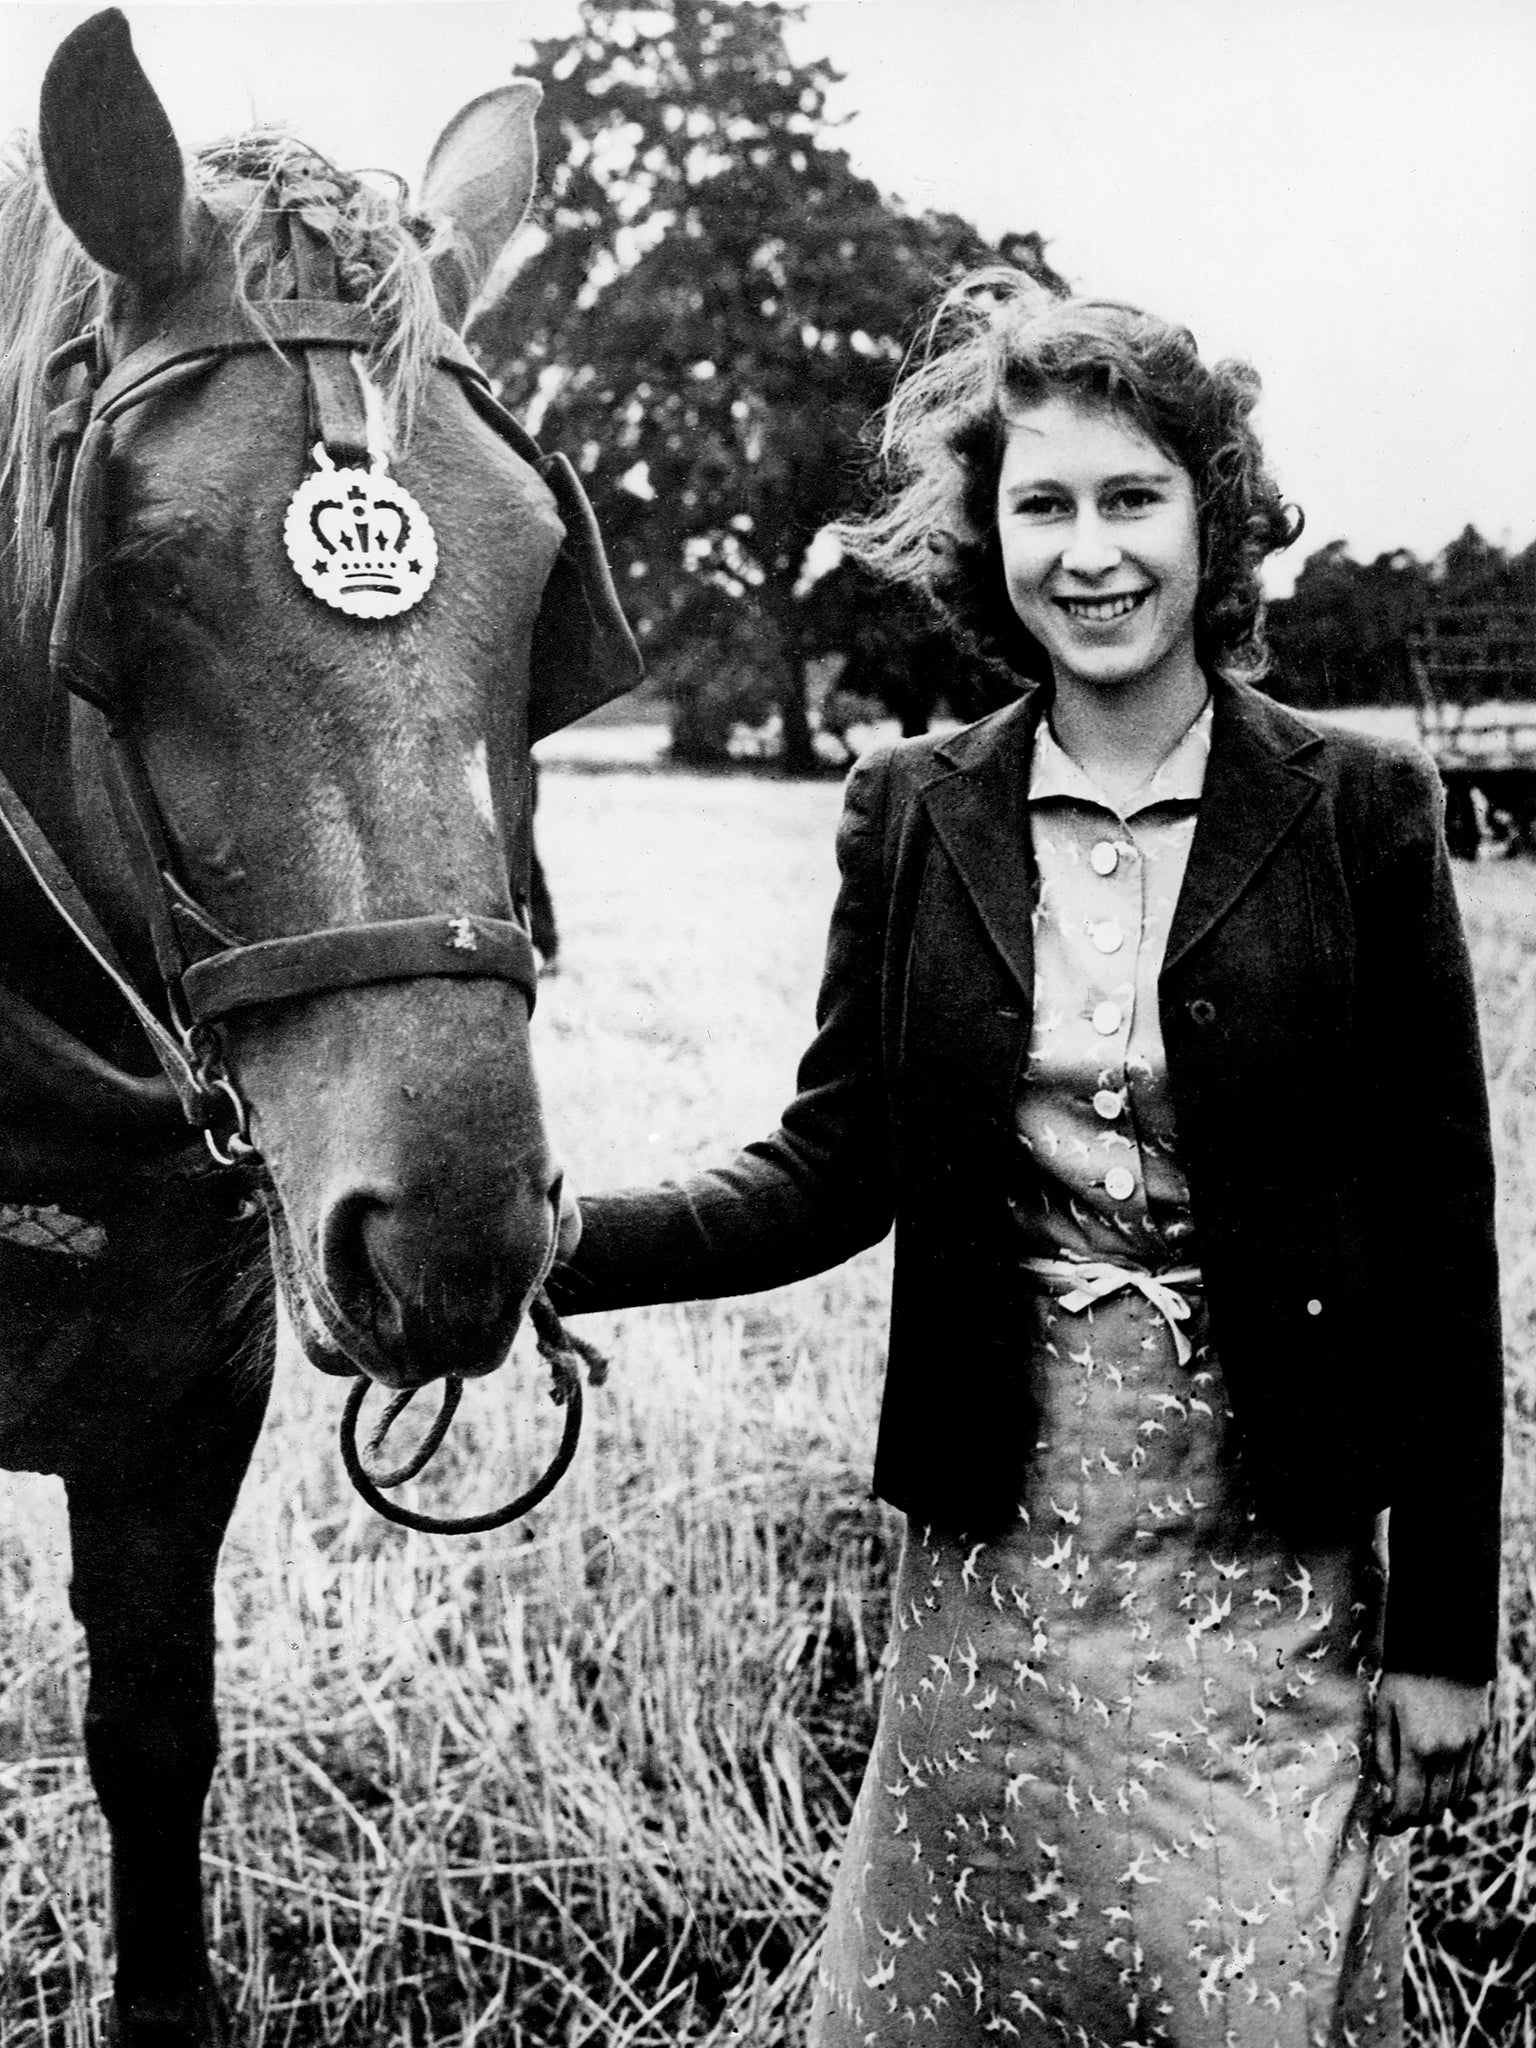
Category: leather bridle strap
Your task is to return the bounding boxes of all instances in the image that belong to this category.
[0,761,205,1118]
[50,357,225,708]
[70,300,489,423]
[286,216,373,466]
[182,914,538,1024]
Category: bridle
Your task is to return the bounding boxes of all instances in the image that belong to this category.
[35,293,550,1161]
[0,271,613,1530]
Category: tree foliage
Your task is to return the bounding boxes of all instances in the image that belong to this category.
[1265,529,1536,709]
[1263,543,1431,708]
[476,0,1061,766]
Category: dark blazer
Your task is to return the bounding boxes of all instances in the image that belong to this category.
[551,675,1504,1682]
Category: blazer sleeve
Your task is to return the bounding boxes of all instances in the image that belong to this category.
[545,747,898,1314]
[1357,747,1504,1682]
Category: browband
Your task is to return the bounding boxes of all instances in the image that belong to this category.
[48,299,486,420]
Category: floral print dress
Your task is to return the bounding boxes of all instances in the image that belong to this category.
[809,706,1407,2048]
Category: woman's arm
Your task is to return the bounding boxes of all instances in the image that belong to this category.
[1354,746,1503,1821]
[1357,746,1503,1680]
[546,748,899,1314]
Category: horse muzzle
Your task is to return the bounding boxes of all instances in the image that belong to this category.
[268,1189,557,1387]
[311,1173,560,1387]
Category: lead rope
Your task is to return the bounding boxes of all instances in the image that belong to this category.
[338,1288,609,1534]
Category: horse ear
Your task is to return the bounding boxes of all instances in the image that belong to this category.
[418,83,541,330]
[528,454,645,744]
[39,9,191,289]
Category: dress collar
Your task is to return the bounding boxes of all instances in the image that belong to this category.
[1028,698,1214,818]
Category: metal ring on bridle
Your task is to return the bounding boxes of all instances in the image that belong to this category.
[201,1070,257,1167]
[339,1367,583,1535]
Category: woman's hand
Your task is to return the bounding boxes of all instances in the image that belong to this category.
[1372,1671,1492,1832]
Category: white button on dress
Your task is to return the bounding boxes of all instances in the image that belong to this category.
[1090,840,1119,876]
[1092,1089,1124,1120]
[1089,921,1124,954]
[1104,1166,1136,1202]
[1091,1000,1122,1035]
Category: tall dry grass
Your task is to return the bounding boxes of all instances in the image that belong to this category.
[0,769,1531,2044]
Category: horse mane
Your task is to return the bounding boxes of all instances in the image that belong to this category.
[0,140,97,644]
[0,129,450,646]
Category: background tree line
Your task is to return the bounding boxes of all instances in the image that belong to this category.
[476,0,1534,764]
[1264,528,1536,711]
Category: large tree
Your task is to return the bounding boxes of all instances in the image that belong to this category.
[476,0,1062,767]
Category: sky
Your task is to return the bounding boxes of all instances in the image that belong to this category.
[0,0,1531,591]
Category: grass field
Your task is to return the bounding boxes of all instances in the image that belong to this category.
[0,766,1534,2044]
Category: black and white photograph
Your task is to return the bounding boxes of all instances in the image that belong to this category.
[0,1,1530,2041]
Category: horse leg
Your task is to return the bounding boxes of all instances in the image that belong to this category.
[64,1355,271,2046]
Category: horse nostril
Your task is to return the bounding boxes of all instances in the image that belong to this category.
[322,1190,409,1344]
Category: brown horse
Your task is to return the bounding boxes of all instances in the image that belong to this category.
[0,11,637,2041]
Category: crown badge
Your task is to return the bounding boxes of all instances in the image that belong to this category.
[283,446,439,620]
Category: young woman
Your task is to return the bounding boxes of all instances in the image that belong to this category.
[549,274,1502,2045]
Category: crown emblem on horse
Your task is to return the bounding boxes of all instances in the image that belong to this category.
[287,445,439,616]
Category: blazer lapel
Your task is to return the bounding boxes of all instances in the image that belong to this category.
[919,689,1045,1003]
[1164,677,1325,972]
[916,676,1324,995]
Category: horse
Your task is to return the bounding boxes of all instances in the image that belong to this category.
[0,11,638,2041]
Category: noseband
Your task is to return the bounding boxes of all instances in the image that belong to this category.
[32,296,550,1160]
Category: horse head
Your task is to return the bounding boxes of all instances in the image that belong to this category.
[17,10,637,1390]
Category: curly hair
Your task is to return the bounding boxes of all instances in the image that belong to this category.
[833,268,1302,684]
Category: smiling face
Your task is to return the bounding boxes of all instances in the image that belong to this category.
[996,395,1203,701]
